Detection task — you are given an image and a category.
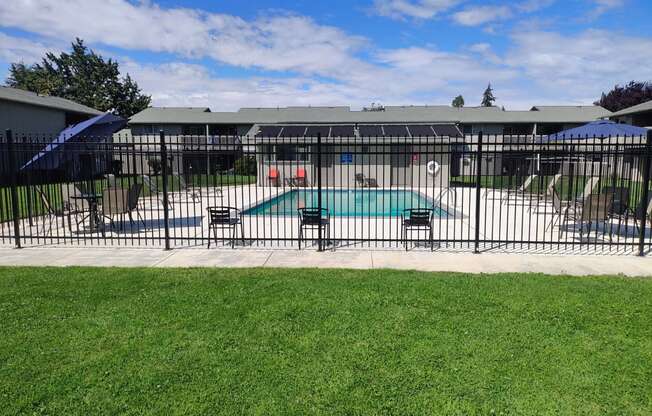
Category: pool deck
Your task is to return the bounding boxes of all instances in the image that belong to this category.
[0,246,650,276]
[1,185,650,261]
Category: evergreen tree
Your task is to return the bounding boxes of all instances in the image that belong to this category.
[6,38,150,117]
[452,95,465,108]
[481,83,496,107]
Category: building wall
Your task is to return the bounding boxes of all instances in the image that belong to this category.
[0,99,67,136]
[258,144,451,189]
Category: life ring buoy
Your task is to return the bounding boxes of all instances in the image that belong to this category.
[427,160,441,176]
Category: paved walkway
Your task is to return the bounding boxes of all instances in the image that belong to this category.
[0,247,650,277]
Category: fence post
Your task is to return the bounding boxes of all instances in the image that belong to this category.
[159,130,171,251]
[474,131,483,254]
[316,132,323,252]
[638,130,652,256]
[6,130,21,249]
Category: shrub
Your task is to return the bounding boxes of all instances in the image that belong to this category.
[234,156,257,176]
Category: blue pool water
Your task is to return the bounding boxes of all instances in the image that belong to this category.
[244,189,447,217]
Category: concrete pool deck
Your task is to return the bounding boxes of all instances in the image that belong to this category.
[0,246,650,277]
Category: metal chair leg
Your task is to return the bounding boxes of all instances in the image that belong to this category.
[298,226,303,250]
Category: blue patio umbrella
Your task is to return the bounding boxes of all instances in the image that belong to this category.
[540,120,648,142]
[21,112,126,171]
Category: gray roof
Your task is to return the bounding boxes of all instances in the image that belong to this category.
[609,100,652,118]
[0,86,102,116]
[529,105,612,122]
[129,104,611,125]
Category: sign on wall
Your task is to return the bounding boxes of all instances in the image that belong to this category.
[340,153,353,164]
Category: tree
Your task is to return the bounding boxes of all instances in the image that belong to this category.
[481,83,496,107]
[6,38,150,117]
[452,95,465,108]
[594,81,652,112]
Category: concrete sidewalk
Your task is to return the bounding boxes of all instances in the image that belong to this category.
[0,247,650,277]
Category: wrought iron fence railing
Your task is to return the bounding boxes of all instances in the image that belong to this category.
[1,129,651,255]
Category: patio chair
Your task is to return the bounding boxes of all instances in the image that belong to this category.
[527,173,564,212]
[173,173,202,203]
[61,183,88,212]
[101,187,131,232]
[602,186,633,218]
[126,183,146,228]
[633,194,652,233]
[601,186,633,235]
[355,173,378,188]
[546,187,573,233]
[298,208,330,250]
[142,175,174,211]
[293,168,309,187]
[401,208,434,251]
[562,192,614,241]
[502,174,538,204]
[268,168,280,187]
[545,174,562,197]
[574,176,600,203]
[207,206,244,249]
[36,187,73,235]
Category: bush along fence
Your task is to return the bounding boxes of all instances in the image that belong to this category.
[1,129,651,255]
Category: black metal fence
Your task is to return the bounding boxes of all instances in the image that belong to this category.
[1,129,651,255]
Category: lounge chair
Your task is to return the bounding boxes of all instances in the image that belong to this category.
[502,174,538,204]
[545,188,570,233]
[355,173,378,188]
[207,206,244,249]
[298,208,330,250]
[574,176,600,203]
[526,174,563,212]
[172,173,201,202]
[142,175,173,210]
[401,208,434,251]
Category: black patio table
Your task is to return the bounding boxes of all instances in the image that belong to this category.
[70,193,103,232]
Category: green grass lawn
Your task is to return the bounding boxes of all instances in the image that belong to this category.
[1,267,650,415]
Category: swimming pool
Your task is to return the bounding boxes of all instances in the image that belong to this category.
[244,189,448,217]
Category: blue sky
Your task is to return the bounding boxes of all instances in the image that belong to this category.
[1,0,651,110]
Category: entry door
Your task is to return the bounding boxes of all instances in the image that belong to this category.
[391,145,411,186]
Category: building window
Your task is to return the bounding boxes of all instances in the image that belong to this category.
[275,145,310,161]
[538,124,564,135]
[142,124,156,134]
[461,124,473,135]
[182,125,206,135]
[209,125,238,136]
[503,124,533,135]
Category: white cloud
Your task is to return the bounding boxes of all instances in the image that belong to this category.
[452,5,513,26]
[0,33,60,64]
[515,0,556,13]
[0,0,368,80]
[507,29,652,98]
[591,0,625,15]
[1,0,650,110]
[372,0,462,19]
